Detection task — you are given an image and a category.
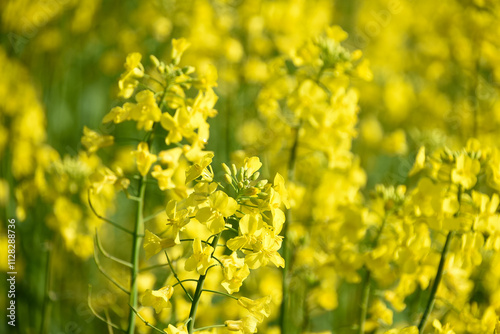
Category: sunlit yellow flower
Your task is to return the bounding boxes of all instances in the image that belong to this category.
[225,316,258,333]
[184,238,217,275]
[185,153,214,184]
[221,252,250,294]
[118,52,144,98]
[143,230,176,259]
[238,296,272,323]
[133,142,157,176]
[151,165,175,190]
[141,286,174,314]
[451,153,480,189]
[164,324,188,334]
[171,38,191,64]
[409,146,426,177]
[165,200,190,244]
[81,126,113,153]
[383,327,418,334]
[196,190,238,234]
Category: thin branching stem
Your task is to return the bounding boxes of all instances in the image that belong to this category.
[88,189,134,235]
[139,263,169,272]
[95,230,133,268]
[143,209,165,223]
[172,279,199,287]
[129,306,165,333]
[201,289,238,301]
[88,285,126,332]
[165,250,194,302]
[187,233,222,334]
[418,231,454,333]
[93,246,130,295]
[194,324,227,332]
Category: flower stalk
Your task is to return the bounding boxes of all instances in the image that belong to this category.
[127,174,147,334]
[187,233,222,334]
[417,231,454,333]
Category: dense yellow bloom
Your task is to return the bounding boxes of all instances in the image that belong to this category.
[225,316,259,333]
[133,142,157,176]
[172,38,191,64]
[165,200,191,244]
[185,153,214,183]
[238,296,272,323]
[196,190,238,234]
[118,52,144,98]
[409,146,426,177]
[81,126,114,153]
[141,286,174,313]
[383,327,418,334]
[164,324,188,334]
[221,252,250,294]
[151,165,175,190]
[103,90,161,131]
[184,238,217,275]
[143,230,176,259]
[433,319,456,334]
[451,153,480,189]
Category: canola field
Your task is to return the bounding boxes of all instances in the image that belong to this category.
[1,1,500,333]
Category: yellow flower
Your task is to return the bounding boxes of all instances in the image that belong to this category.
[164,324,188,334]
[133,142,157,176]
[143,230,176,259]
[196,190,238,234]
[184,238,217,275]
[221,252,250,294]
[171,38,191,64]
[273,173,290,209]
[227,214,264,251]
[225,316,258,333]
[185,153,214,184]
[160,107,195,145]
[243,156,262,178]
[237,296,272,323]
[141,286,174,314]
[383,327,418,334]
[81,126,114,153]
[369,299,393,326]
[129,90,162,131]
[89,167,117,194]
[432,319,456,334]
[118,52,144,98]
[158,147,183,167]
[409,146,426,177]
[451,153,480,189]
[102,106,129,124]
[165,200,191,244]
[244,232,285,269]
[151,165,175,190]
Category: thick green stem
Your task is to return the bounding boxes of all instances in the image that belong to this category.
[127,175,147,334]
[418,231,454,333]
[187,233,221,334]
[358,271,371,334]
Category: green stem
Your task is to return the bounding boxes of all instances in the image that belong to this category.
[358,214,389,334]
[127,175,147,334]
[187,233,221,334]
[166,250,193,302]
[194,324,227,332]
[417,231,454,333]
[280,124,300,333]
[358,271,371,334]
[201,289,238,300]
